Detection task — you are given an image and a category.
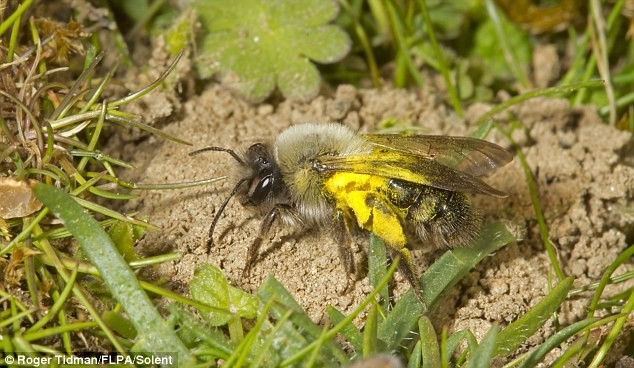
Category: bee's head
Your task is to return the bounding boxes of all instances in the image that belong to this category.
[240,143,282,206]
[189,143,283,245]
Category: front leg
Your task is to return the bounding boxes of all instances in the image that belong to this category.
[333,209,357,292]
[243,203,295,277]
[333,209,356,274]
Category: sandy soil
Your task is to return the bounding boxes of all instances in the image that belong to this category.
[115,54,634,364]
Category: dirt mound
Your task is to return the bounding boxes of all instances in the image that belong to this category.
[121,83,633,362]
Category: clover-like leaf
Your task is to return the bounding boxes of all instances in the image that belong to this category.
[190,264,258,326]
[194,0,351,101]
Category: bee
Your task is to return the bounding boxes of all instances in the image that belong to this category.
[190,123,513,304]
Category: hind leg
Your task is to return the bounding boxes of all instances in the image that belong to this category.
[364,195,426,308]
[386,247,425,309]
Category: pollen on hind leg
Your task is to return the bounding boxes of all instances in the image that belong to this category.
[370,202,407,247]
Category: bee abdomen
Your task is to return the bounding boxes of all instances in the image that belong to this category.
[385,179,422,208]
[408,188,481,248]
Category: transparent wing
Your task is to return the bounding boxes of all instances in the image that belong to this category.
[314,150,509,197]
[362,134,513,177]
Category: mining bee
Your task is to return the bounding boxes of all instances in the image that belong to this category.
[190,123,513,304]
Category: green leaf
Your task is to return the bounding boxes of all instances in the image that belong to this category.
[378,222,515,350]
[270,0,339,26]
[446,330,478,361]
[258,276,349,365]
[32,183,193,364]
[419,317,441,368]
[368,233,389,306]
[470,17,531,81]
[109,0,149,23]
[469,119,494,140]
[409,340,423,368]
[107,220,139,262]
[363,303,379,357]
[326,306,362,353]
[194,0,350,101]
[415,0,479,40]
[168,304,234,360]
[276,55,321,100]
[164,10,195,55]
[252,317,311,367]
[190,264,258,326]
[518,318,596,368]
[102,311,137,340]
[495,277,574,356]
[467,324,498,368]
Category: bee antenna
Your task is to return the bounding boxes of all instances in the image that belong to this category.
[189,146,246,165]
[207,177,249,247]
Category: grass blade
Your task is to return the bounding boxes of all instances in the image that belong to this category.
[419,316,441,368]
[368,233,390,306]
[33,183,193,365]
[326,306,362,353]
[258,277,348,366]
[495,277,574,356]
[378,222,515,350]
[518,317,596,368]
[467,324,498,368]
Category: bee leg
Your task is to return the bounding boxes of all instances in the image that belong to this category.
[243,204,293,277]
[387,247,427,311]
[243,238,262,278]
[333,210,356,293]
[362,194,427,309]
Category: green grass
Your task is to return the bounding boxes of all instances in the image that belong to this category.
[1,1,632,367]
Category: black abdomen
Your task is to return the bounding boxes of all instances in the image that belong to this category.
[385,179,481,248]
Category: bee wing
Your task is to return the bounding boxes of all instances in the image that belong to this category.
[362,134,513,177]
[315,150,508,197]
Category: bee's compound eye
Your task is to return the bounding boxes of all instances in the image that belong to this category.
[437,203,449,216]
[250,175,273,204]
